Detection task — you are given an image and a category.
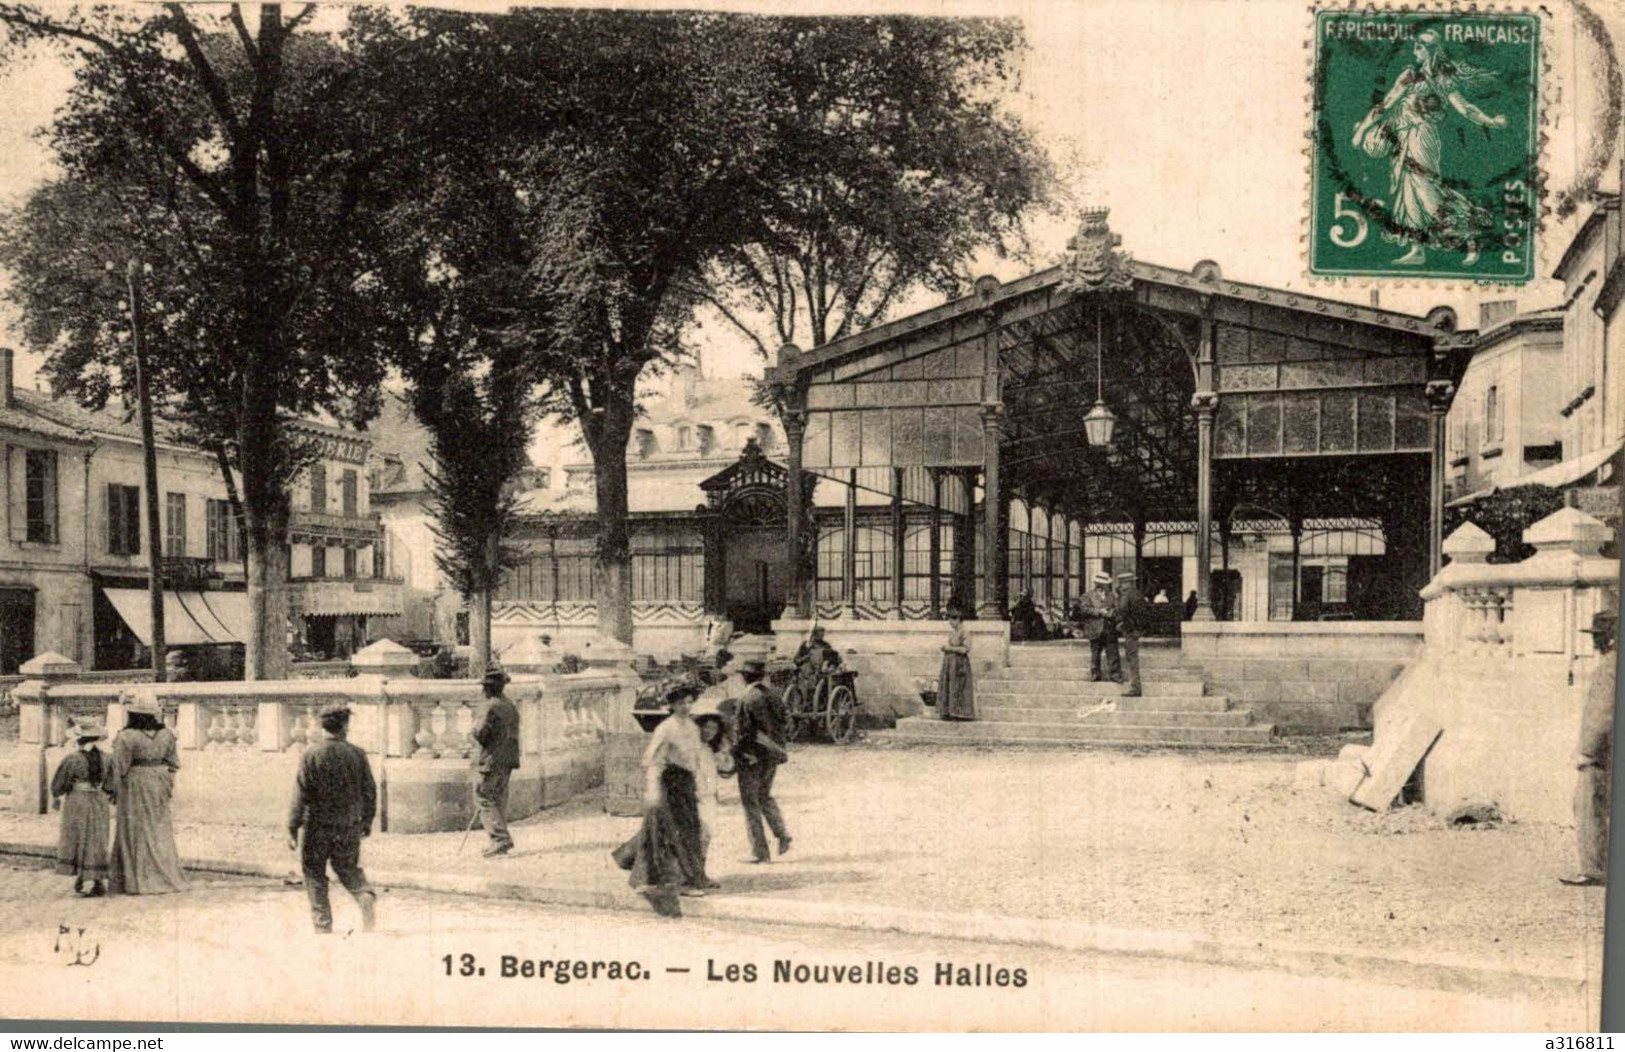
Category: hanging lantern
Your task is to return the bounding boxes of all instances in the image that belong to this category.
[1083,399,1117,446]
[1084,308,1115,447]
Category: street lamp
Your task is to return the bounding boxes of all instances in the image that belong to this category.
[1083,308,1117,447]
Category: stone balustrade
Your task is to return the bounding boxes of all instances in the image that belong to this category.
[1369,506,1620,823]
[2,638,634,832]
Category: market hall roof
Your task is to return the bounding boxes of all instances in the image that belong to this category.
[764,210,1476,520]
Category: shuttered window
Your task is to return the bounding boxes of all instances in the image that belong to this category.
[165,492,187,556]
[107,484,141,555]
[24,449,57,544]
[308,463,327,513]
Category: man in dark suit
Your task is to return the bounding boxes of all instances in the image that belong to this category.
[734,659,792,863]
[287,702,377,934]
[472,666,521,858]
[1115,573,1149,698]
[1563,610,1618,886]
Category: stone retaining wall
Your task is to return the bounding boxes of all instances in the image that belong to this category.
[1181,622,1424,732]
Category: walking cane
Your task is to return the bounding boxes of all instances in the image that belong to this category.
[455,802,483,856]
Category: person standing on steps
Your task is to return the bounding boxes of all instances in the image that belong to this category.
[1080,573,1120,683]
[734,659,792,864]
[287,702,377,934]
[1115,573,1148,698]
[1563,610,1618,887]
[472,665,521,858]
[937,609,977,721]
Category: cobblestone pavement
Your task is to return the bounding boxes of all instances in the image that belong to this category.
[0,742,1604,980]
[0,859,1589,1031]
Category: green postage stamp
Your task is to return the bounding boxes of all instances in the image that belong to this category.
[1309,8,1540,283]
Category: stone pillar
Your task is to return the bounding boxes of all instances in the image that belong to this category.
[928,470,943,620]
[1426,378,1455,580]
[1193,409,1218,620]
[953,470,977,617]
[843,468,858,617]
[783,408,810,618]
[979,405,1005,620]
[890,467,906,619]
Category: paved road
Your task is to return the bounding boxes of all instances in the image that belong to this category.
[0,859,1589,1031]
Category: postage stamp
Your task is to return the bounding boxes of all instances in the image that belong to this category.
[1309,8,1541,283]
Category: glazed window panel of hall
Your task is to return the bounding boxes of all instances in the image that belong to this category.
[206,499,243,563]
[498,536,704,605]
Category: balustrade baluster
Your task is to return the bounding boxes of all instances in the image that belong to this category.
[238,705,257,748]
[429,701,452,759]
[411,702,437,758]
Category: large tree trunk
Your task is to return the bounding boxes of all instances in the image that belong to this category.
[587,403,635,647]
[469,585,493,679]
[245,523,291,680]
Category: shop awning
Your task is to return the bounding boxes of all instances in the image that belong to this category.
[102,588,245,646]
[1447,440,1622,508]
[295,580,404,618]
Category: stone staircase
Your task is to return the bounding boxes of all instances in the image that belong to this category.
[874,639,1280,749]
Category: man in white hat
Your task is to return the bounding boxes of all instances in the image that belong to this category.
[1079,572,1121,683]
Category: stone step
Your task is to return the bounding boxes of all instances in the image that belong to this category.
[979,678,1207,697]
[984,669,1205,686]
[874,717,1279,748]
[977,692,1232,712]
[978,707,1252,727]
[1009,646,1185,668]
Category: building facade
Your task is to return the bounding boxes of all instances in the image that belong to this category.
[0,348,399,672]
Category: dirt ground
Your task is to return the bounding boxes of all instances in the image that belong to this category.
[0,738,1603,976]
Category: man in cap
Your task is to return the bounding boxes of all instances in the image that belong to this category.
[1079,572,1121,683]
[471,665,521,858]
[733,658,792,863]
[287,702,377,934]
[1114,573,1148,698]
[1563,609,1619,886]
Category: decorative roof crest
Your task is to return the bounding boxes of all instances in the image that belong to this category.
[1060,207,1134,294]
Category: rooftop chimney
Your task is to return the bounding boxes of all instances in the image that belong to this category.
[0,348,13,407]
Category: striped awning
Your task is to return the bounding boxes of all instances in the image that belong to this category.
[295,580,404,618]
[102,588,247,646]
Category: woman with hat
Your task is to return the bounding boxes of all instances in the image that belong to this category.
[690,695,734,870]
[51,719,112,897]
[106,694,187,895]
[611,683,713,917]
[937,608,977,721]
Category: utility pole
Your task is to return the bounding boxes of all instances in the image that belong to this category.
[126,260,167,682]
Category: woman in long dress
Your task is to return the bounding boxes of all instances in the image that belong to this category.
[51,720,111,897]
[107,696,187,895]
[611,684,712,917]
[938,611,976,721]
[1352,30,1508,266]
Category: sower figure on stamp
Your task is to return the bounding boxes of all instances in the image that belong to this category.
[287,702,377,934]
[1115,573,1148,698]
[1080,573,1120,683]
[472,666,521,858]
[1562,610,1618,887]
[734,659,792,864]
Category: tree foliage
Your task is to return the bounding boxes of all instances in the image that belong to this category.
[0,4,410,677]
[697,17,1053,357]
[1445,484,1568,563]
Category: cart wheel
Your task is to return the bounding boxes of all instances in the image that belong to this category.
[782,682,809,742]
[824,684,858,744]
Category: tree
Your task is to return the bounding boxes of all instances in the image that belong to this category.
[380,8,788,646]
[695,17,1054,358]
[0,5,408,677]
[1446,484,1568,563]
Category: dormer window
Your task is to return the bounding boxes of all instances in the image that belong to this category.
[678,426,692,450]
[696,425,714,454]
[733,421,752,447]
[634,429,655,458]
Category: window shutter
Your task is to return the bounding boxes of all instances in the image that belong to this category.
[105,484,116,554]
[42,451,57,544]
[127,487,141,556]
[6,446,23,543]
